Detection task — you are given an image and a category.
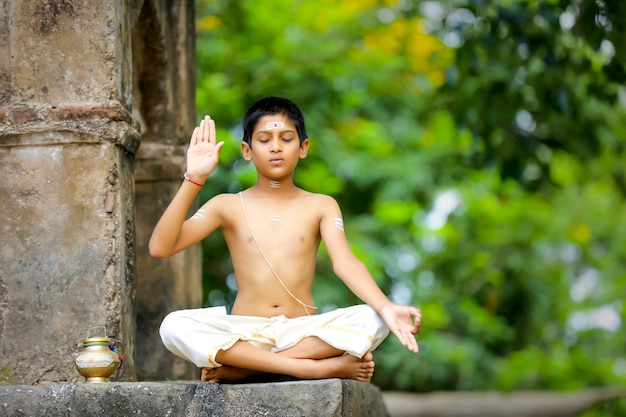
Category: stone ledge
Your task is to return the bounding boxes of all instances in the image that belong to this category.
[382,387,626,417]
[1,379,389,417]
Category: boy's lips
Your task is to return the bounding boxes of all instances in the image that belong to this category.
[269,158,284,165]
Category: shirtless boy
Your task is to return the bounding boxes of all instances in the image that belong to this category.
[150,97,421,383]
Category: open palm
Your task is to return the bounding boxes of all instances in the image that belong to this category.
[380,304,422,354]
[186,115,224,179]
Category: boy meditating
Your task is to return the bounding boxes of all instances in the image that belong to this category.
[150,97,421,383]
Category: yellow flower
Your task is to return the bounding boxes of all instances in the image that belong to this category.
[197,15,221,32]
[572,223,591,244]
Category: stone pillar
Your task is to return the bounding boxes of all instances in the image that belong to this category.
[0,0,140,384]
[0,0,199,384]
[131,0,200,380]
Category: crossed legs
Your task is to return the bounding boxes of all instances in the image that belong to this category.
[201,336,375,383]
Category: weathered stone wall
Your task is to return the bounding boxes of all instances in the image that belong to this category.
[0,0,199,384]
[131,0,199,381]
[0,0,139,384]
[134,143,201,381]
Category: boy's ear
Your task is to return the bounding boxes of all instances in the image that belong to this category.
[241,141,253,161]
[299,139,310,159]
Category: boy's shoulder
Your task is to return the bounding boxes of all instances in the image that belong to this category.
[297,189,339,204]
[202,192,240,212]
[297,191,342,217]
[207,192,238,204]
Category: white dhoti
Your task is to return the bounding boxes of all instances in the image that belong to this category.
[159,304,390,368]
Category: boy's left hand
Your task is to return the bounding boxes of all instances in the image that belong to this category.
[380,304,422,353]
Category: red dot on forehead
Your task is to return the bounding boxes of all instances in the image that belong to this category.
[265,121,285,129]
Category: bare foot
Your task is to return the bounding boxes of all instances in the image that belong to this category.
[201,365,260,383]
[202,352,376,383]
[309,352,375,382]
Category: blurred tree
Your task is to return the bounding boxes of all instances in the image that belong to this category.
[433,0,626,192]
[415,0,626,401]
[191,1,626,413]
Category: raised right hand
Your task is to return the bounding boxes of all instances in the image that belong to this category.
[186,115,224,182]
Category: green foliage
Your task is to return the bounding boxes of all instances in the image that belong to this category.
[193,0,626,409]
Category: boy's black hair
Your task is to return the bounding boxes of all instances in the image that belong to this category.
[242,97,308,146]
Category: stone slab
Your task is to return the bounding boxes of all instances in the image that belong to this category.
[382,388,626,417]
[0,379,389,417]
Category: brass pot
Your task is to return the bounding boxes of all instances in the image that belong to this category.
[75,326,122,383]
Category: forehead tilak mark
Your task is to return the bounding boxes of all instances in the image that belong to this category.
[265,121,285,129]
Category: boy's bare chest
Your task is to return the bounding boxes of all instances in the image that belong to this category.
[226,199,321,249]
[244,211,317,245]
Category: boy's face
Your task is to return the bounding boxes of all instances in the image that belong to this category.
[242,114,309,175]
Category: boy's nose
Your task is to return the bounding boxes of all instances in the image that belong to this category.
[270,138,282,151]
